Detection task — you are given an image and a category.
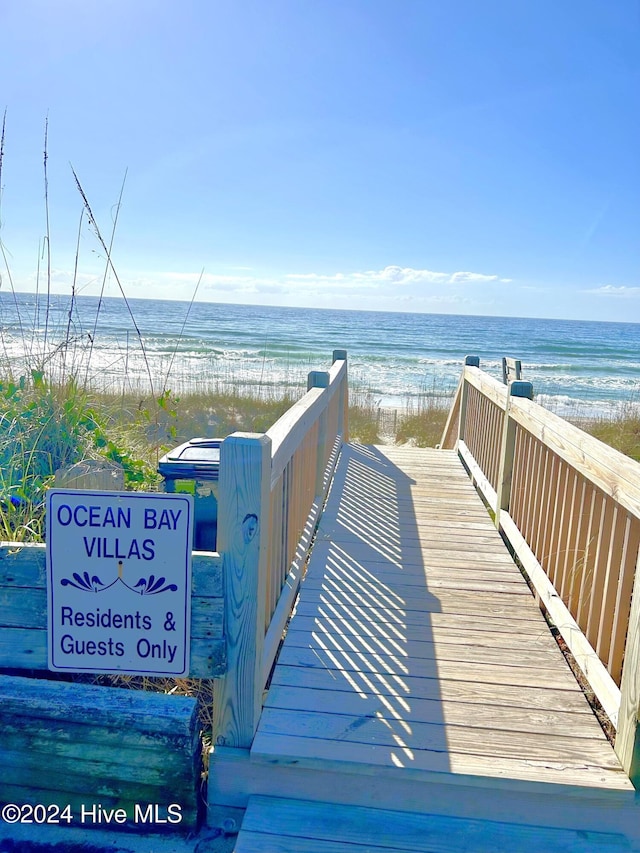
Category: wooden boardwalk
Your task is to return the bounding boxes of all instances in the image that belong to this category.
[230,443,637,851]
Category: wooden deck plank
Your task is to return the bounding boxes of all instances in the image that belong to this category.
[286,615,565,644]
[295,592,550,620]
[305,543,526,578]
[270,664,595,713]
[305,571,533,596]
[310,539,522,568]
[235,796,633,853]
[264,685,610,740]
[251,732,632,790]
[282,628,573,667]
[314,537,522,572]
[258,707,621,769]
[252,444,633,794]
[276,645,581,689]
[317,531,516,555]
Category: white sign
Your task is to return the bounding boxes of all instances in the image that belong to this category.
[46,490,194,676]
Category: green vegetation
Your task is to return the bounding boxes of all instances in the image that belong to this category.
[0,376,299,542]
[0,364,393,544]
[348,384,382,445]
[577,410,640,464]
[0,373,153,541]
[3,371,639,545]
[395,402,449,448]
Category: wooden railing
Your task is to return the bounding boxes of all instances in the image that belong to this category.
[441,357,640,787]
[212,350,348,748]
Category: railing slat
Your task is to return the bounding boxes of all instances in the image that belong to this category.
[558,470,579,602]
[566,478,589,616]
[576,486,599,628]
[540,452,560,578]
[596,506,626,667]
[615,549,640,785]
[586,496,615,653]
[610,517,640,684]
[532,438,549,556]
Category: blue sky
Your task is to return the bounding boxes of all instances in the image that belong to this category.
[1,0,639,321]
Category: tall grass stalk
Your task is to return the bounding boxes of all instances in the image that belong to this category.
[42,116,52,355]
[162,267,203,394]
[84,169,128,389]
[70,165,156,395]
[0,111,27,355]
[62,208,84,381]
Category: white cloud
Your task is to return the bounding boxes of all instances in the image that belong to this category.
[449,271,512,284]
[15,262,515,311]
[584,285,640,298]
[284,265,509,289]
[449,271,498,284]
[27,268,101,292]
[362,266,450,285]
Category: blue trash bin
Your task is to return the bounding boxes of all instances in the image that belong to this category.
[158,438,221,551]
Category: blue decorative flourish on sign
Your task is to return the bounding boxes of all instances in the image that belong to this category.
[61,562,177,596]
[61,571,112,592]
[130,574,178,595]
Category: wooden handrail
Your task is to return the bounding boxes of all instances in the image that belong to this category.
[213,353,348,749]
[441,359,640,786]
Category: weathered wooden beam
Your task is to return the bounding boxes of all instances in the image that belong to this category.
[0,674,201,829]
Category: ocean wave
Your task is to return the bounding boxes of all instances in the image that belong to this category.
[2,292,640,413]
[536,394,640,419]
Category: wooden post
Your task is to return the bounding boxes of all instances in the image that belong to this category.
[495,380,534,528]
[333,349,348,443]
[308,370,330,495]
[458,355,480,443]
[212,433,271,749]
[615,547,640,787]
[501,357,522,385]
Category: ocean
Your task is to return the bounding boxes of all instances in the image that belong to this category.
[1,292,639,418]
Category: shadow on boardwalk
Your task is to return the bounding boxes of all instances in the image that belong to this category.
[254,442,450,772]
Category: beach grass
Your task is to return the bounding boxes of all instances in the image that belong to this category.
[3,371,639,544]
[0,373,391,541]
[576,409,640,464]
[396,403,449,447]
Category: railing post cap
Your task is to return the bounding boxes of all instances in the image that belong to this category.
[308,370,330,390]
[464,355,480,367]
[333,349,347,363]
[509,380,534,400]
[221,432,272,450]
